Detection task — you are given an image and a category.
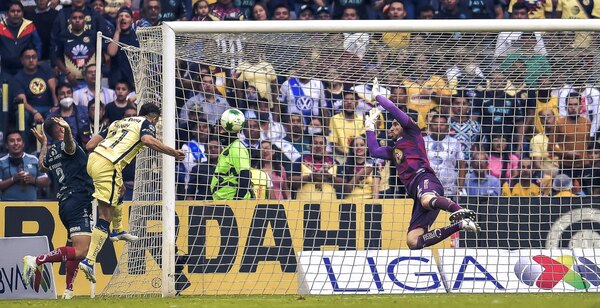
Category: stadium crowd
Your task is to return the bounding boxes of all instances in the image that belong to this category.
[0,0,599,201]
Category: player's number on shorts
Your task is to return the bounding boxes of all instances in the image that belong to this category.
[109,130,129,148]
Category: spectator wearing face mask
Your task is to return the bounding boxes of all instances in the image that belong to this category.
[46,83,90,147]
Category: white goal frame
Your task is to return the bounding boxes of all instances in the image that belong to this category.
[159,19,600,297]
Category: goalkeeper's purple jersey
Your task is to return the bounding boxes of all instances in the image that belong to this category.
[366,96,434,187]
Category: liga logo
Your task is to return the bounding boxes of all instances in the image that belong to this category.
[514,255,600,290]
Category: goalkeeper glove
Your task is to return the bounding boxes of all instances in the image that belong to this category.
[364,107,382,132]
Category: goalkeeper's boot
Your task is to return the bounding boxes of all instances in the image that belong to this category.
[449,208,477,224]
[78,259,96,283]
[62,289,75,299]
[460,218,481,233]
[109,230,139,242]
[22,255,41,286]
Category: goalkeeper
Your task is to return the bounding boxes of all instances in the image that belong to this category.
[78,103,185,283]
[364,79,480,250]
[211,110,253,200]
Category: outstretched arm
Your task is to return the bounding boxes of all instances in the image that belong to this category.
[366,131,390,160]
[375,95,415,129]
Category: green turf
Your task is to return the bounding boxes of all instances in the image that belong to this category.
[4,293,600,308]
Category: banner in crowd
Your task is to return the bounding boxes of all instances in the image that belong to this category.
[457,197,600,249]
[438,248,600,293]
[0,236,56,299]
[297,250,445,294]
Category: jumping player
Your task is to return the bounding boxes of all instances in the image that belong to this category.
[79,103,185,282]
[23,117,94,299]
[364,79,480,249]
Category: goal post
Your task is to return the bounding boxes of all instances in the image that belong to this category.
[102,19,600,297]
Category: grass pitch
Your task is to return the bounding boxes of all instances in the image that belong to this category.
[4,293,600,308]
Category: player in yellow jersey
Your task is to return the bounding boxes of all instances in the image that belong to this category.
[78,103,185,283]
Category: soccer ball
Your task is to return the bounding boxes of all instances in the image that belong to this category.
[220,108,245,133]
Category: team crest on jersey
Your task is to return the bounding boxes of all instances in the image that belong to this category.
[394,148,404,163]
[295,96,314,111]
[29,78,47,95]
[83,36,90,43]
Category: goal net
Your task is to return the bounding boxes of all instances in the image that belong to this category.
[101,20,600,297]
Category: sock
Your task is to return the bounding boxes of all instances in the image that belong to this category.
[35,246,75,265]
[430,196,462,213]
[85,219,110,264]
[66,259,79,291]
[112,201,124,233]
[414,223,461,249]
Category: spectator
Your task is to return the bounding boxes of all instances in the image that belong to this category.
[86,99,108,139]
[449,96,481,161]
[186,137,220,200]
[234,47,277,108]
[550,92,599,195]
[179,116,211,195]
[377,0,410,49]
[192,0,218,21]
[555,0,599,48]
[464,0,504,19]
[434,0,470,19]
[47,83,90,147]
[328,91,365,156]
[240,117,262,149]
[333,1,368,20]
[271,4,292,20]
[250,3,269,20]
[210,0,244,20]
[476,71,529,153]
[52,9,99,89]
[553,173,577,197]
[298,4,315,20]
[403,53,452,130]
[530,108,559,178]
[50,0,111,56]
[136,0,162,27]
[279,75,327,127]
[336,135,378,200]
[424,113,467,196]
[0,131,49,201]
[258,140,290,200]
[507,0,552,19]
[324,78,344,115]
[104,81,133,124]
[107,6,139,91]
[488,135,519,185]
[258,112,286,142]
[341,7,370,59]
[91,0,116,33]
[494,3,547,58]
[12,46,58,126]
[250,156,273,199]
[0,1,42,76]
[294,134,343,201]
[465,151,501,196]
[152,0,188,21]
[73,64,116,107]
[533,85,559,134]
[272,112,309,174]
[103,0,132,26]
[502,157,540,196]
[316,6,331,19]
[418,5,435,19]
[179,74,230,126]
[24,0,58,62]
